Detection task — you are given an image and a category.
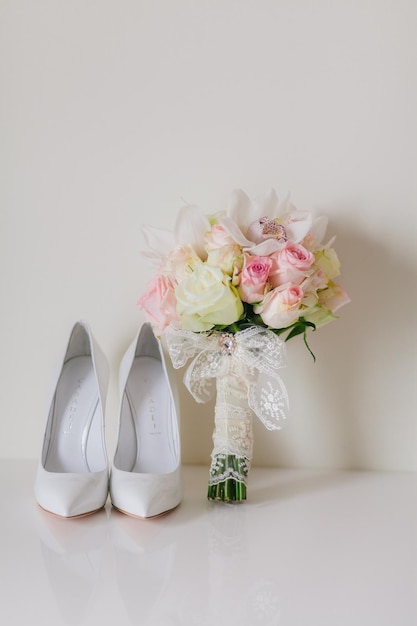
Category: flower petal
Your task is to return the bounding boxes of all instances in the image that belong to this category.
[310,215,328,246]
[285,211,313,242]
[253,188,280,218]
[139,250,164,267]
[244,240,287,256]
[141,225,176,258]
[219,215,254,247]
[175,204,210,260]
[227,189,263,234]
[275,192,294,217]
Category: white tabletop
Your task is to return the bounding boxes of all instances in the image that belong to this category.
[1,460,416,625]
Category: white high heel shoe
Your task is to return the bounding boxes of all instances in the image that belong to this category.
[34,321,109,518]
[110,323,182,518]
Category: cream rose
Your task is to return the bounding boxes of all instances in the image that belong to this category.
[165,244,202,281]
[175,264,243,332]
[206,243,242,276]
[254,284,304,328]
[204,224,235,250]
[313,248,341,280]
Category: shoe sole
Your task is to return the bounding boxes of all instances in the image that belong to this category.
[111,502,180,520]
[37,502,105,520]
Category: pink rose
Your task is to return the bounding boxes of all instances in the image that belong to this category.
[254,284,304,328]
[300,267,328,292]
[137,272,178,335]
[238,255,272,304]
[269,243,315,288]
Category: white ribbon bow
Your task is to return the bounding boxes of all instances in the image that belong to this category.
[165,325,289,430]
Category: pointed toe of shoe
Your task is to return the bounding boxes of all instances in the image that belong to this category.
[110,465,182,519]
[35,465,109,518]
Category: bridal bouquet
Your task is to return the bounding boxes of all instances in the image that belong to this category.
[138,189,349,502]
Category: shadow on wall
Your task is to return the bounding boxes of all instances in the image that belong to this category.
[256,215,417,472]
[331,217,417,470]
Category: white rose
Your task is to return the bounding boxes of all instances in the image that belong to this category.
[175,264,243,332]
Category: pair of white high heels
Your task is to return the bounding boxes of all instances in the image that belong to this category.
[34,321,182,519]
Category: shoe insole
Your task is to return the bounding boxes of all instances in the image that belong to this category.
[125,356,176,474]
[45,356,101,473]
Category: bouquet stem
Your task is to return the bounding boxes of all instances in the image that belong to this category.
[207,454,248,501]
[207,359,254,503]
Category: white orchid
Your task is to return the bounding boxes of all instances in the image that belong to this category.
[141,204,210,265]
[141,189,328,264]
[218,188,327,256]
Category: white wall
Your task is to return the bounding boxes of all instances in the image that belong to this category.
[1,0,416,470]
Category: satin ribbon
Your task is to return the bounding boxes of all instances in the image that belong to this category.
[165,325,289,430]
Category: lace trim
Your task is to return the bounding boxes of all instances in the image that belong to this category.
[212,412,254,458]
[208,453,251,486]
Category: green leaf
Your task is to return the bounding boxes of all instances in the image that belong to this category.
[283,317,317,361]
[303,330,316,362]
[285,324,306,341]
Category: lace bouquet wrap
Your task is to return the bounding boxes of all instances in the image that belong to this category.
[165,326,289,502]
